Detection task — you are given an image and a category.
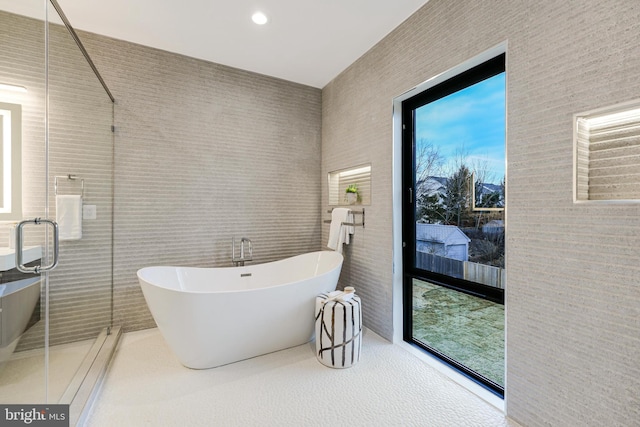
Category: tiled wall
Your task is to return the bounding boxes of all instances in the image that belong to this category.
[322,0,640,426]
[79,32,323,331]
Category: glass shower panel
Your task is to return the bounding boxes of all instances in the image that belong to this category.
[0,0,48,403]
[0,0,114,406]
[45,1,114,403]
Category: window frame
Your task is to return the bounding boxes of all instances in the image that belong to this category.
[401,52,506,396]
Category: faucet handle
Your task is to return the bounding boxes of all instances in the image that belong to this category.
[243,238,253,261]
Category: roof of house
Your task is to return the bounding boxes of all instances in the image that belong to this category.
[415,224,471,245]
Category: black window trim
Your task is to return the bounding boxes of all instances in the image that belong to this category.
[401,53,506,397]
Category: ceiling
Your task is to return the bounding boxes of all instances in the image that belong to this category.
[0,0,430,88]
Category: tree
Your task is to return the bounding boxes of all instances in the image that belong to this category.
[414,139,443,194]
[414,139,446,223]
[415,139,442,183]
[442,163,472,227]
[417,193,445,223]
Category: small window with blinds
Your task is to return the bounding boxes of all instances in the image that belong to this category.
[574,100,640,202]
[328,164,371,206]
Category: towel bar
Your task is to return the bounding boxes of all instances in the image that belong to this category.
[323,208,365,228]
[54,174,84,197]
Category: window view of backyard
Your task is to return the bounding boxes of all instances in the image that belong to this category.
[404,56,505,392]
[413,71,505,285]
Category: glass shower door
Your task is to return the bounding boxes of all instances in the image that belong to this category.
[0,0,115,409]
[0,0,49,404]
[45,0,115,404]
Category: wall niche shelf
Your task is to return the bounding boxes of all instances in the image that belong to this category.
[328,164,371,206]
[574,99,640,203]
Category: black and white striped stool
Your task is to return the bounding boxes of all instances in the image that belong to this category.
[315,290,362,368]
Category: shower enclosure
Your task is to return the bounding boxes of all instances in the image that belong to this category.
[0,0,117,423]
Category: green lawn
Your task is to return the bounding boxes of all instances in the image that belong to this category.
[412,279,504,387]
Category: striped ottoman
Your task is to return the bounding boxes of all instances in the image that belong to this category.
[315,288,362,368]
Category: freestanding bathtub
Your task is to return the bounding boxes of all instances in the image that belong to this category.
[0,277,41,365]
[137,250,343,369]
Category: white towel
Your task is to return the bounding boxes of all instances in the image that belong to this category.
[56,195,82,241]
[327,208,354,254]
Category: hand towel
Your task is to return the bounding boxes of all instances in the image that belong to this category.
[327,208,354,254]
[342,211,354,246]
[56,195,82,241]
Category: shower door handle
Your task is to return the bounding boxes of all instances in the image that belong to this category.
[15,218,60,274]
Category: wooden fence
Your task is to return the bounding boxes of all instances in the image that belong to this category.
[416,251,505,289]
[463,260,505,289]
[416,251,464,279]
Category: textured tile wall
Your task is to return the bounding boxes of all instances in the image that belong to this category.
[78,31,323,332]
[322,0,640,426]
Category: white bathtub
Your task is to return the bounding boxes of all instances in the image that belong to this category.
[0,277,41,364]
[137,250,343,369]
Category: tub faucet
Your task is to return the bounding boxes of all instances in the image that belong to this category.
[232,237,252,266]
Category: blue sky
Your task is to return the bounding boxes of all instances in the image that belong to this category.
[415,72,505,183]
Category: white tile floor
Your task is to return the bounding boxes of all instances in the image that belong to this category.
[85,328,521,427]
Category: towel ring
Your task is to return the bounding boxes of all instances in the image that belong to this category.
[54,174,84,197]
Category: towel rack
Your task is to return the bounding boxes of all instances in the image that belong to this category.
[323,208,365,228]
[54,174,84,197]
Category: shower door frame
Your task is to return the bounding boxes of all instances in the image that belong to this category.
[44,0,119,419]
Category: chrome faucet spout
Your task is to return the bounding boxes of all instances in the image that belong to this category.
[232,237,253,266]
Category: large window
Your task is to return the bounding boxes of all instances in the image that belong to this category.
[402,53,506,395]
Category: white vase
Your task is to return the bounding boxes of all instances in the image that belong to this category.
[345,193,357,205]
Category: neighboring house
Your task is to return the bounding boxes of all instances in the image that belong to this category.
[416,223,470,261]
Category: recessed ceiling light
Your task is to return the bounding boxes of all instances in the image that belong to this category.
[251,12,268,25]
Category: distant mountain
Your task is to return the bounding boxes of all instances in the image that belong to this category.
[417,176,502,193]
[477,182,502,193]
